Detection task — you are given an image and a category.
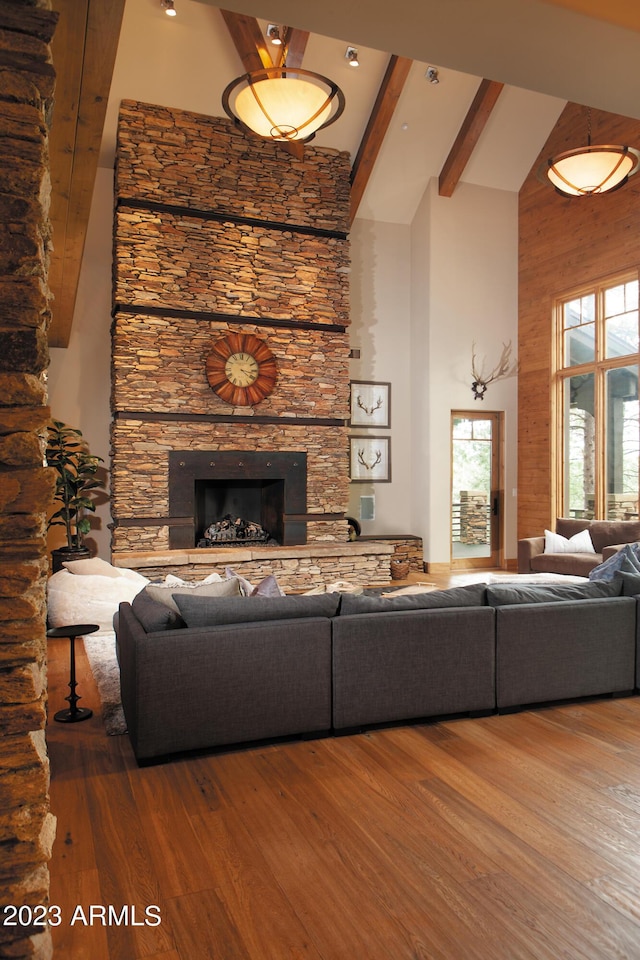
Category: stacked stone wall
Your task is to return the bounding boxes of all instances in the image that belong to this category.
[112,102,352,553]
[115,101,350,232]
[0,3,58,958]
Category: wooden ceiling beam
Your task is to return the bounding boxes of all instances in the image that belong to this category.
[279,27,309,69]
[349,55,412,225]
[221,15,309,159]
[48,0,125,347]
[438,78,504,198]
[220,10,272,72]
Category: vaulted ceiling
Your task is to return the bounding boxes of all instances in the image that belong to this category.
[48,0,640,347]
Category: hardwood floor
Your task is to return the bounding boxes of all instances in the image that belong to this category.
[47,573,640,959]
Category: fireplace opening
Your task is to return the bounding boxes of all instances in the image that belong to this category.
[168,451,308,550]
[195,479,283,546]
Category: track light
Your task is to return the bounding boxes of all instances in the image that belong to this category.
[161,0,176,15]
[345,46,359,67]
[267,24,282,46]
[426,66,439,84]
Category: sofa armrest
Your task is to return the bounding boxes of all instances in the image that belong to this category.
[518,536,545,573]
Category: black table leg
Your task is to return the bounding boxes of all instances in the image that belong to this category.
[47,624,99,723]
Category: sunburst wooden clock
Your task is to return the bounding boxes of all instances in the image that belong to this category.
[205,332,278,406]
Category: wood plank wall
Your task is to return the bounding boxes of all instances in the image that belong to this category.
[518,102,640,538]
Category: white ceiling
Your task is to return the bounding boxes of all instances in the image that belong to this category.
[100,0,640,223]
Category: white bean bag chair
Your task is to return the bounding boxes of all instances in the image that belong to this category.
[47,561,149,634]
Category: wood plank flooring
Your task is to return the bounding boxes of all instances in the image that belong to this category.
[46,574,640,959]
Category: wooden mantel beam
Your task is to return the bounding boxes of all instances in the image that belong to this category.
[438,78,504,198]
[350,55,413,225]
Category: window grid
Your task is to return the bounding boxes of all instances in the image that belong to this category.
[554,271,640,521]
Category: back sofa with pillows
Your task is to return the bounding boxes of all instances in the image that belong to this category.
[115,574,640,763]
[518,517,640,576]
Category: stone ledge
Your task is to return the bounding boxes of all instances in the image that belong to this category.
[113,540,396,570]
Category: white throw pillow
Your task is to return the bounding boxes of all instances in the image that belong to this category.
[63,557,123,577]
[544,528,595,554]
[62,557,150,583]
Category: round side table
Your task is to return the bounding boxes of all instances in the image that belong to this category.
[47,623,99,723]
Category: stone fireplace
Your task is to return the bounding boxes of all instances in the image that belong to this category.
[168,450,307,549]
[109,101,353,565]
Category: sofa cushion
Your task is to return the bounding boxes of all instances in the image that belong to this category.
[589,542,640,581]
[530,552,601,577]
[544,528,595,554]
[338,582,487,615]
[174,592,341,628]
[146,576,242,615]
[555,517,592,539]
[132,589,185,632]
[587,520,640,553]
[486,579,622,606]
[224,567,285,596]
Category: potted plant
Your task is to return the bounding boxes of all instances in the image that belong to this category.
[46,419,107,573]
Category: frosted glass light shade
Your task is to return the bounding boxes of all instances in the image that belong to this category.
[223,68,345,143]
[543,144,640,197]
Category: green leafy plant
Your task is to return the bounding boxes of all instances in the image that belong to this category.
[46,420,106,550]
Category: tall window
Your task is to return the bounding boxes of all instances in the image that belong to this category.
[556,273,639,520]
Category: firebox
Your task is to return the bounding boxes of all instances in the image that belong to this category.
[168,451,307,549]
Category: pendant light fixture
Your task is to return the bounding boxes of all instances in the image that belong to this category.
[222,66,345,144]
[540,108,640,197]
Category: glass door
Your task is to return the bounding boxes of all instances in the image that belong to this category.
[451,412,502,569]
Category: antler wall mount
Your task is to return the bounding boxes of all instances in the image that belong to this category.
[471,340,517,400]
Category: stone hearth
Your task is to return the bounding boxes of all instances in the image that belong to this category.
[113,541,397,590]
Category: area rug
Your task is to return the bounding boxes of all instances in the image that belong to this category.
[83,632,127,736]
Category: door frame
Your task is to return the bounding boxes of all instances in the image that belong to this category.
[450,410,504,570]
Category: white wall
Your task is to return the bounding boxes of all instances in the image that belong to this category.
[47,167,114,560]
[411,178,519,565]
[348,219,412,534]
[351,177,519,565]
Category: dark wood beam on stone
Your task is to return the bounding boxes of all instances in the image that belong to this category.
[438,78,504,198]
[349,55,412,225]
[220,9,273,72]
[48,0,125,348]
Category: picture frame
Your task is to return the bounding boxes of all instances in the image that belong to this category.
[350,380,391,428]
[350,436,391,483]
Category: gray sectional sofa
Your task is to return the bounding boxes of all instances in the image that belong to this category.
[115,577,640,763]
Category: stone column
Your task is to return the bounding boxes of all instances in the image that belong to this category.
[0,2,58,958]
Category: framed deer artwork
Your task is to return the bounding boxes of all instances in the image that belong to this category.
[350,436,391,482]
[350,380,391,428]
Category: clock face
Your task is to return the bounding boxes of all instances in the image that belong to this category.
[206,333,278,406]
[224,352,259,387]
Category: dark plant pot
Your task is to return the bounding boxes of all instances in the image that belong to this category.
[51,546,91,574]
